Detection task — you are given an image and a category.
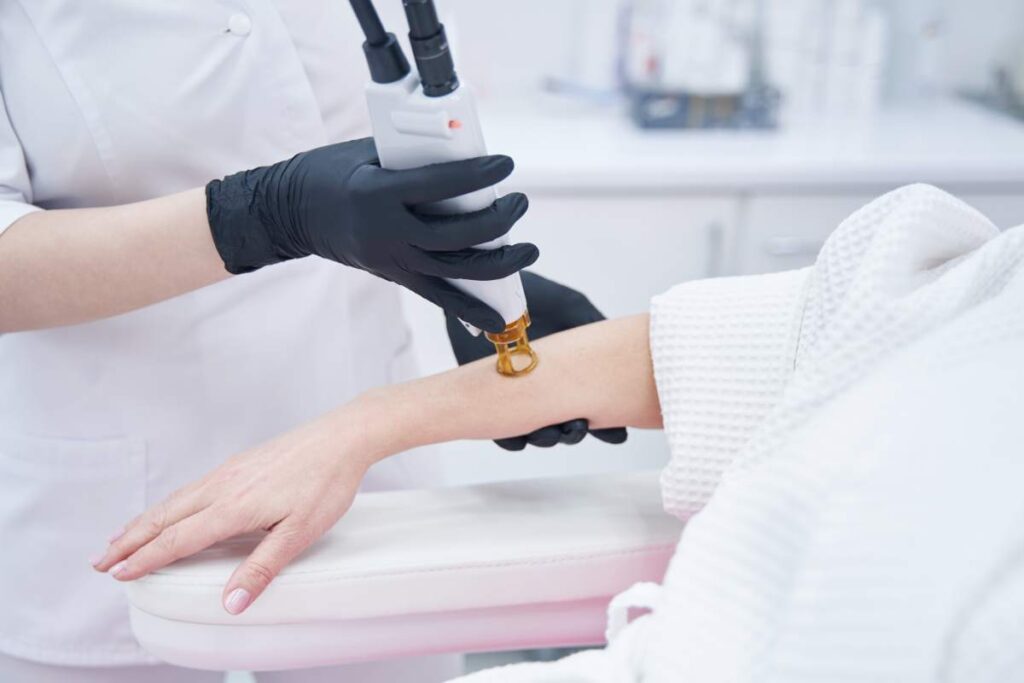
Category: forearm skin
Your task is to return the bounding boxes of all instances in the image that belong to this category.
[0,188,229,332]
[346,314,662,467]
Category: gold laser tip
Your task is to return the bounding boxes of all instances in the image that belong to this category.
[484,312,538,377]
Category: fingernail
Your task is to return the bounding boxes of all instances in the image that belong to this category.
[108,527,126,544]
[224,588,251,615]
[110,561,128,578]
[89,553,104,567]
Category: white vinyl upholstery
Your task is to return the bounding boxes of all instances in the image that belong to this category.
[127,471,682,671]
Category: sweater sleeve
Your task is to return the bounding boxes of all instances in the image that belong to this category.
[650,268,810,520]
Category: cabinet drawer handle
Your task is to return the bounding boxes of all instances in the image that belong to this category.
[763,236,823,258]
[706,222,724,277]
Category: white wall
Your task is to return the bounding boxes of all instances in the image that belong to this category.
[937,0,1024,93]
[369,0,582,105]
[431,0,1022,103]
[880,0,1024,97]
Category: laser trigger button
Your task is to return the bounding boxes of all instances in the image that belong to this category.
[391,110,453,139]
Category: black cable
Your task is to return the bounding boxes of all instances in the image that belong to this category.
[348,0,410,84]
[402,0,458,96]
[403,0,442,39]
[349,0,388,45]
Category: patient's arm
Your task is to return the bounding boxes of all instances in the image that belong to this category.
[361,314,661,460]
[94,314,659,614]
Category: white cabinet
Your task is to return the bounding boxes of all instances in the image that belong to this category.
[735,193,878,275]
[514,193,737,317]
[735,189,1024,276]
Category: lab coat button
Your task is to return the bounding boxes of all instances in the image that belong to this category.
[227,13,252,36]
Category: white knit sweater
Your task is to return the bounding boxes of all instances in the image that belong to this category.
[456,185,1024,682]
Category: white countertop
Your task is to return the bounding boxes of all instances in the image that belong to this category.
[480,97,1024,192]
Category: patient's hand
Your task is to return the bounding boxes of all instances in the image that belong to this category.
[91,410,375,615]
[91,315,661,615]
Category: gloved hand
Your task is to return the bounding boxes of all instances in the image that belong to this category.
[446,271,629,450]
[206,137,537,333]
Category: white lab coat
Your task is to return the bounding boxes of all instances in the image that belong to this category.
[0,1,435,669]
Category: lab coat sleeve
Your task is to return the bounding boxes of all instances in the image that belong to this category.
[0,87,41,236]
[650,267,810,520]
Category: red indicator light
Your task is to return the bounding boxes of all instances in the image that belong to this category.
[448,119,462,129]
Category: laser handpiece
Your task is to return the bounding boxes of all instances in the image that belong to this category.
[348,0,537,377]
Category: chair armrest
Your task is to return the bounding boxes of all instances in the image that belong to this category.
[127,470,682,671]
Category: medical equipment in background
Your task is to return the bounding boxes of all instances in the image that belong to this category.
[620,0,778,129]
[619,0,888,128]
[1003,47,1024,120]
[350,0,537,377]
[759,0,888,123]
[965,33,1024,123]
[966,63,1024,123]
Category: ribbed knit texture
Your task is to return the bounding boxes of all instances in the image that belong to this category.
[650,269,809,520]
[453,185,1024,683]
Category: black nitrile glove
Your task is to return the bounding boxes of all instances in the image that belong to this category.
[206,137,537,333]
[446,271,629,451]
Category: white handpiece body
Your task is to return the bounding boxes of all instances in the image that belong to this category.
[365,73,527,330]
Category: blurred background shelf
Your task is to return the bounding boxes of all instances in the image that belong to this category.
[484,97,1024,192]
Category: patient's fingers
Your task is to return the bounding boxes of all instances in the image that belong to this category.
[221,517,314,615]
[93,482,207,572]
[106,507,251,582]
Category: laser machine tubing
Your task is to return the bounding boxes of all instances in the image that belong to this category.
[349,0,537,377]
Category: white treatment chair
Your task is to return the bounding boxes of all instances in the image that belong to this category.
[126,471,681,672]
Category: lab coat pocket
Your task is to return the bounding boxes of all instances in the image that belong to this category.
[0,434,148,664]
